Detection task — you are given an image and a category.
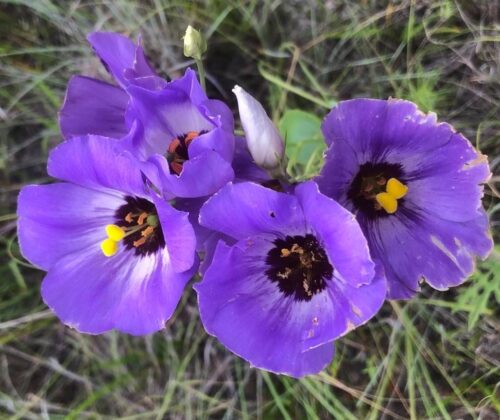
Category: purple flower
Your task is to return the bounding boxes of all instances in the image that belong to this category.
[124,69,235,198]
[59,32,157,140]
[17,136,197,335]
[316,99,493,299]
[60,31,235,199]
[195,181,386,377]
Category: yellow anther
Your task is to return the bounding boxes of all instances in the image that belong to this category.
[105,224,125,241]
[375,192,398,214]
[101,238,118,257]
[386,178,408,199]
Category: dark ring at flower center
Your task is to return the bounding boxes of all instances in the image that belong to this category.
[166,130,207,175]
[265,234,333,302]
[348,162,405,218]
[114,196,165,256]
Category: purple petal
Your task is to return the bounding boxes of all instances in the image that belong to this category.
[232,136,270,183]
[202,99,235,132]
[168,68,207,105]
[315,264,386,350]
[149,150,234,198]
[59,76,129,139]
[152,194,197,273]
[322,99,441,157]
[406,140,490,222]
[126,84,215,155]
[42,246,195,335]
[195,240,334,377]
[364,210,493,299]
[295,181,375,288]
[87,32,155,87]
[199,182,306,241]
[17,183,121,270]
[48,134,150,197]
[188,126,234,162]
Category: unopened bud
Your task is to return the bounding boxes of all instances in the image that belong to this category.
[183,25,207,61]
[233,85,285,169]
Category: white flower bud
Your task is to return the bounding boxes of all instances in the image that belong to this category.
[233,85,285,169]
[183,26,207,61]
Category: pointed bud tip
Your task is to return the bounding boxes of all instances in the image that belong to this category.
[233,86,285,170]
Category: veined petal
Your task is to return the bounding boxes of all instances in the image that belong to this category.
[363,209,493,299]
[59,76,129,139]
[196,240,334,377]
[17,183,121,270]
[48,134,151,197]
[42,245,195,335]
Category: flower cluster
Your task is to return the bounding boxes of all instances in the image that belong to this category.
[17,32,492,377]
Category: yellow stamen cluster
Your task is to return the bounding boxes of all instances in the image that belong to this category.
[99,211,159,257]
[375,178,408,214]
[100,224,125,257]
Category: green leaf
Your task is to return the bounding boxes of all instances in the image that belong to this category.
[278,109,326,179]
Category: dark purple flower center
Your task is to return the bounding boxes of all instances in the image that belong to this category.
[115,196,165,256]
[166,130,206,175]
[348,162,405,218]
[260,179,285,192]
[265,234,333,302]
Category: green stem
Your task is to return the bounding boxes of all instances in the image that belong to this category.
[195,58,206,91]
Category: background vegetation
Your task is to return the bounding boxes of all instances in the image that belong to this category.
[0,0,499,418]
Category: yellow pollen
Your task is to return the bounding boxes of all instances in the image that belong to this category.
[386,178,408,199]
[375,192,398,214]
[105,224,125,241]
[101,238,118,257]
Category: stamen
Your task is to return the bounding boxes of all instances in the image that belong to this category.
[113,196,165,256]
[184,131,199,144]
[386,178,408,199]
[167,138,181,154]
[281,248,291,257]
[375,192,398,214]
[141,226,154,238]
[101,238,118,257]
[133,237,147,248]
[137,212,148,225]
[170,161,183,175]
[105,224,125,241]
